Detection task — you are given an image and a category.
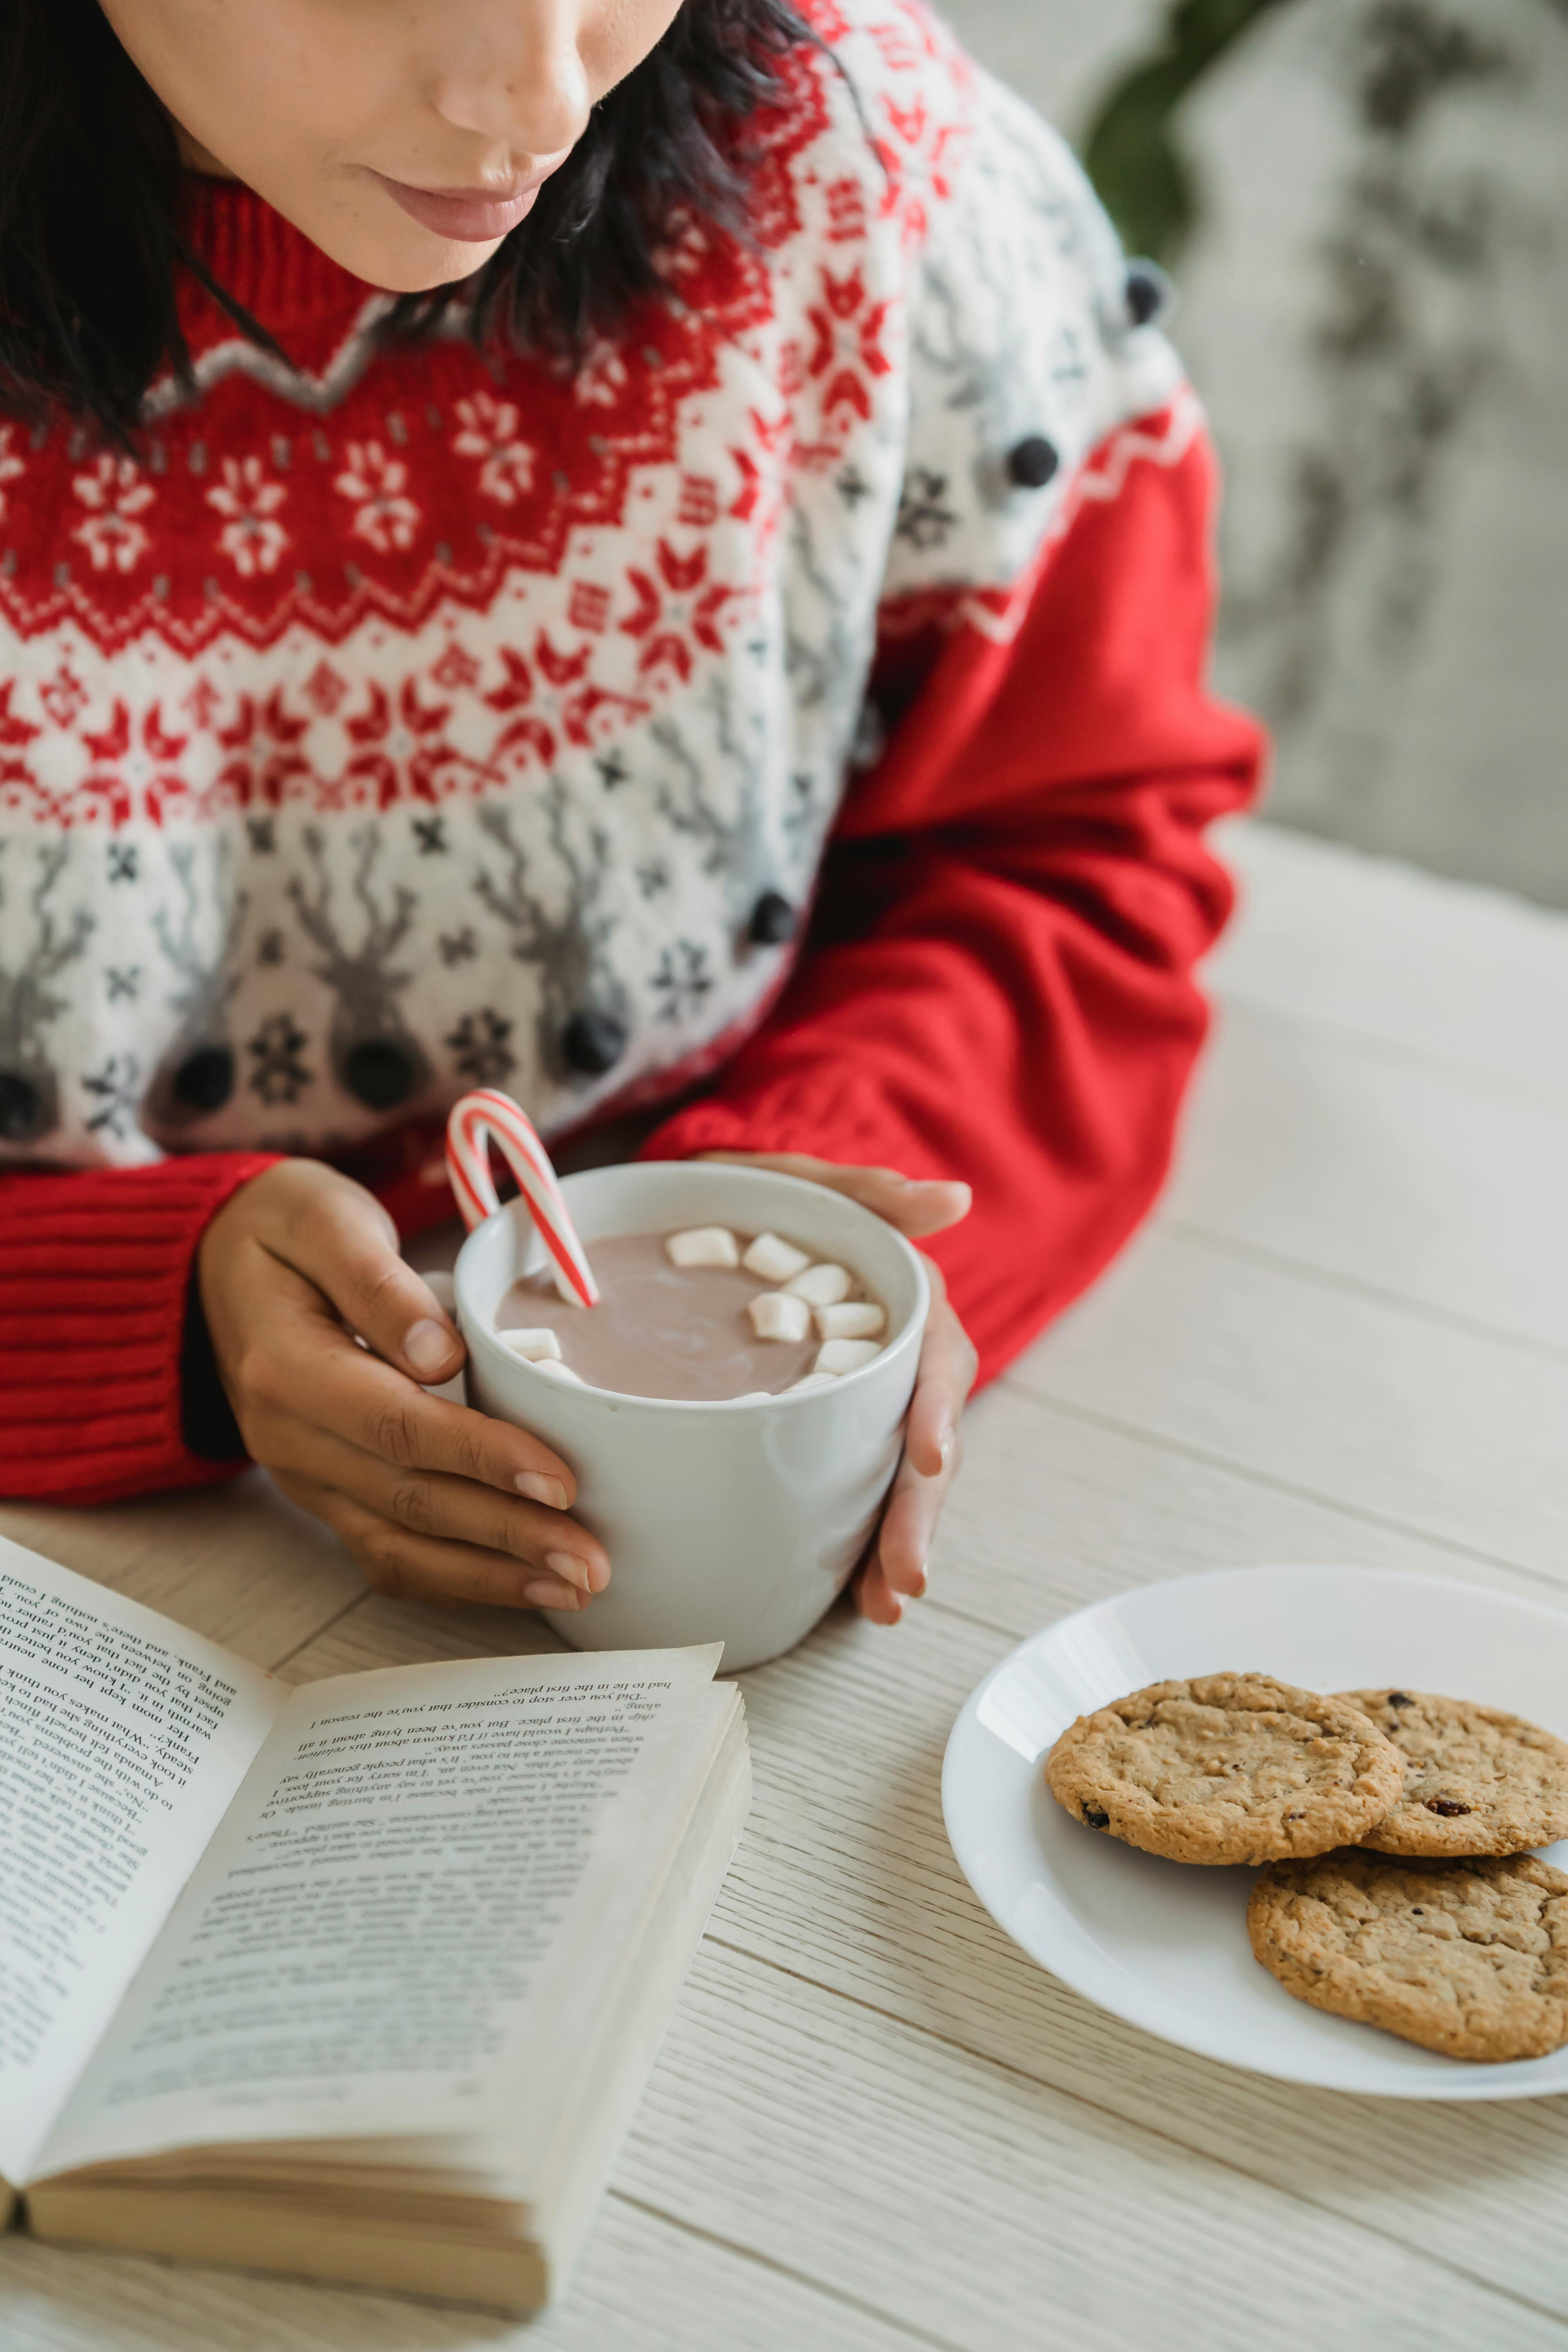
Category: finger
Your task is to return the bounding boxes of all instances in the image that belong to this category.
[872,1426,964,1599]
[855,1172,972,1241]
[853,1552,904,1626]
[258,1169,466,1386]
[904,1272,979,1478]
[239,1288,580,1507]
[698,1151,971,1240]
[304,1484,595,1613]
[269,1416,609,1593]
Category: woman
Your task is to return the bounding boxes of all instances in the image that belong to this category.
[0,0,1261,1622]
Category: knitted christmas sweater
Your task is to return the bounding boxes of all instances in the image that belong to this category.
[0,0,1262,1504]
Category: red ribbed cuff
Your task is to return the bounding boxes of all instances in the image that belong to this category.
[0,1153,280,1505]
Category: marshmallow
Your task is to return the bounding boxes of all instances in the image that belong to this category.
[813,1338,882,1378]
[497,1326,563,1361]
[787,1372,838,1392]
[742,1231,812,1284]
[665,1226,740,1269]
[529,1356,584,1385]
[748,1290,812,1343]
[782,1261,853,1307]
[814,1301,886,1342]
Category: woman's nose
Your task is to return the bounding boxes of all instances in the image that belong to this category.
[430,0,592,162]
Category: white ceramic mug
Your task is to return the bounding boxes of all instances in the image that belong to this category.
[454,1160,930,1671]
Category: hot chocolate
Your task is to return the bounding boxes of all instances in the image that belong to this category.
[494,1228,888,1401]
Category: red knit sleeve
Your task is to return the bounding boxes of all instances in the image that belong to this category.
[644,417,1265,1384]
[0,1152,279,1504]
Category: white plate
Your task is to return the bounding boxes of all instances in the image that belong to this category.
[941,1565,1568,2099]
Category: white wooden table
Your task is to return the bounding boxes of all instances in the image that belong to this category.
[4,818,1567,2352]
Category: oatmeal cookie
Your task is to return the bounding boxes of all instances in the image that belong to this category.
[1337,1689,1568,1857]
[1248,1849,1568,2061]
[1044,1673,1403,1866]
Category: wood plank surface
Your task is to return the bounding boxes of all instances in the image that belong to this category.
[1213,822,1568,1104]
[933,1380,1563,1636]
[1008,1228,1568,1586]
[617,1943,1568,2352]
[1166,998,1568,1356]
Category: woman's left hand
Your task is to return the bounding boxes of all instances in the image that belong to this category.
[697,1153,978,1624]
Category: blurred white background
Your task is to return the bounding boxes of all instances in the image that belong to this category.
[941,0,1568,908]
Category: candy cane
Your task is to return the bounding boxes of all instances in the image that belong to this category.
[445,1089,599,1307]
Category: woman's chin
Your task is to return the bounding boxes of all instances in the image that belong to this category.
[371,243,501,294]
[285,194,508,294]
[365,233,508,294]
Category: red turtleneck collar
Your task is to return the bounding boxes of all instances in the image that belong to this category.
[176,176,390,371]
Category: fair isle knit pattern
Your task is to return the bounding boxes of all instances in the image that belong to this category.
[0,0,1181,1171]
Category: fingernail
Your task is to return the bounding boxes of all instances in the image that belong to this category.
[938,1423,956,1469]
[546,1549,595,1594]
[517,1472,569,1510]
[523,1577,583,1610]
[403,1319,453,1377]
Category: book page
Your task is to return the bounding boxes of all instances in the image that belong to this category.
[36,1646,724,2178]
[0,1538,281,2187]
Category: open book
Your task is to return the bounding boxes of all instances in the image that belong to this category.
[0,1533,748,2312]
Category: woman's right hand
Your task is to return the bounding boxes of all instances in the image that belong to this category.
[197,1159,610,1613]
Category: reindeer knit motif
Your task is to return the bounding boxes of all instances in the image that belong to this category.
[0,0,1182,1171]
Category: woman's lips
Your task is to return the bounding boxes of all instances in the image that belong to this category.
[372,172,549,243]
